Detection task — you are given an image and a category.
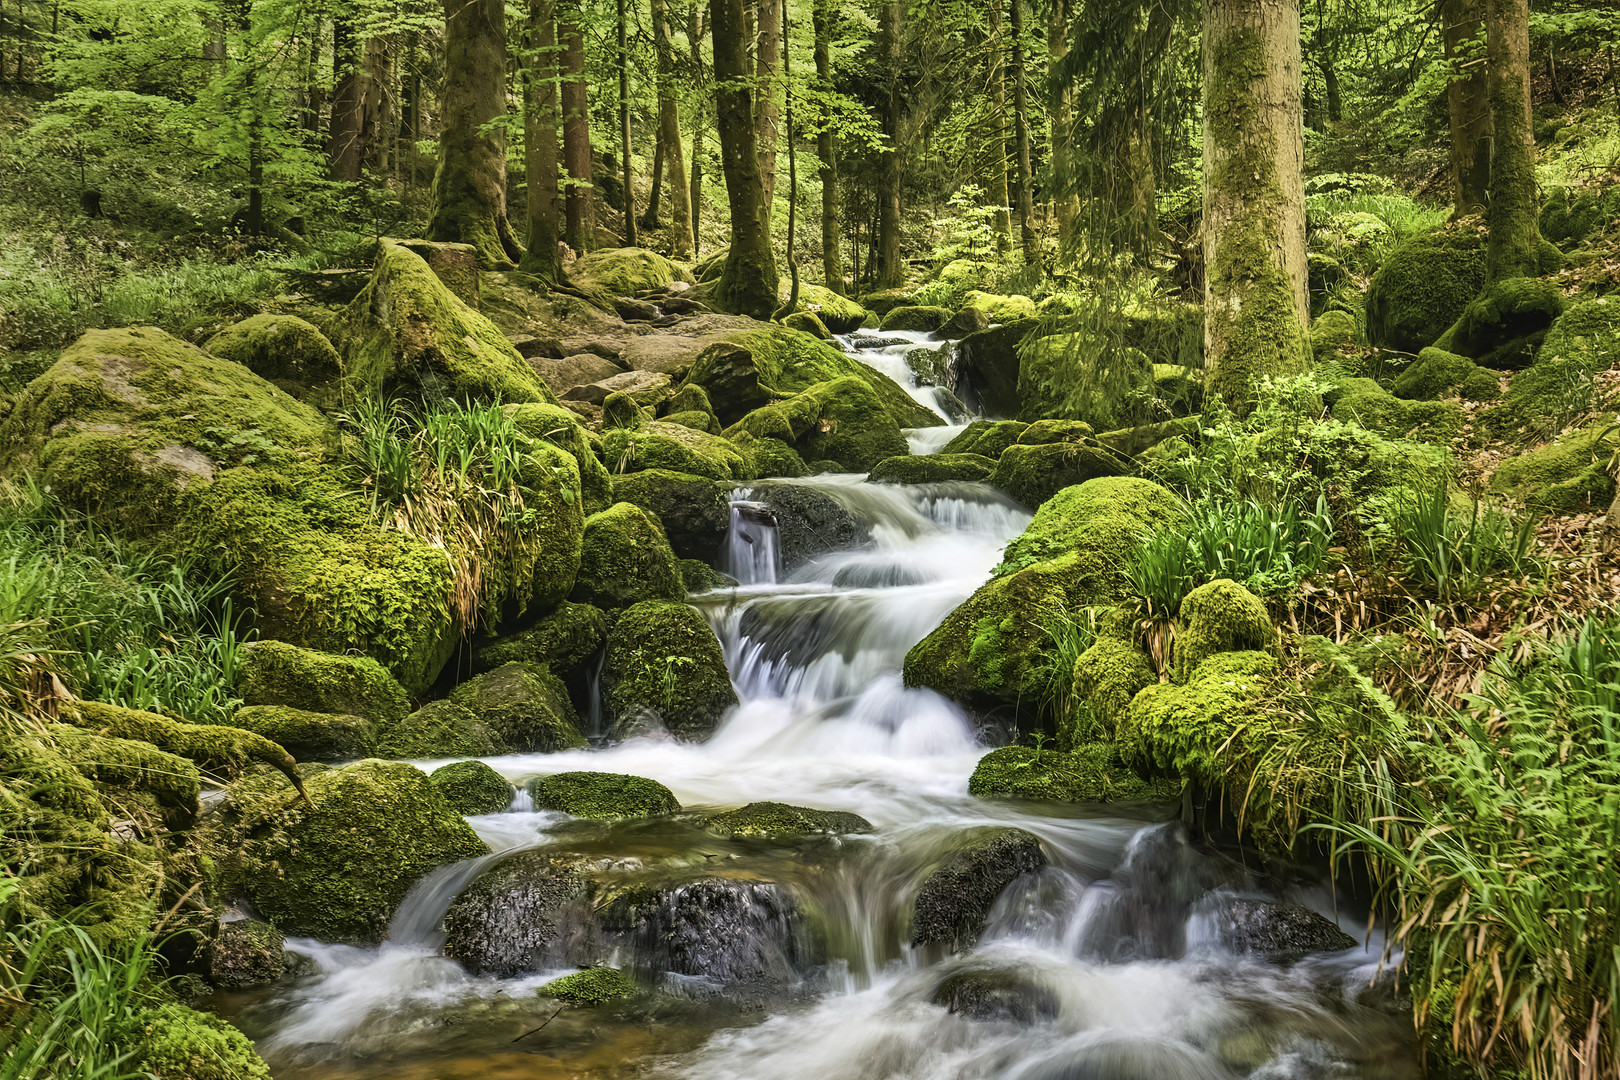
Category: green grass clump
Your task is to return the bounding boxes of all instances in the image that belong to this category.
[536,967,637,1007]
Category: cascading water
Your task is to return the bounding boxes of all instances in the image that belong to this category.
[219,333,1414,1079]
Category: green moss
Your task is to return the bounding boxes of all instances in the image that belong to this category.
[602,422,752,481]
[858,288,917,316]
[1366,224,1489,353]
[536,967,638,1006]
[429,760,514,815]
[236,641,410,724]
[960,292,1037,323]
[1016,333,1153,427]
[572,247,691,295]
[526,771,680,819]
[601,599,738,739]
[448,662,587,752]
[1309,309,1359,361]
[663,408,725,434]
[1067,637,1157,744]
[473,600,609,675]
[570,502,685,609]
[987,441,1127,508]
[868,453,997,484]
[1446,276,1566,367]
[1489,418,1618,513]
[1117,650,1278,777]
[62,700,299,787]
[1391,348,1500,401]
[1479,297,1620,441]
[130,1002,271,1080]
[783,281,868,334]
[880,305,952,333]
[507,402,613,515]
[1174,579,1276,680]
[678,558,732,592]
[239,758,489,942]
[741,435,809,478]
[47,724,202,831]
[967,744,1179,803]
[782,310,832,340]
[727,376,911,472]
[230,706,375,763]
[205,314,343,409]
[998,477,1184,579]
[941,420,1028,458]
[333,241,557,405]
[375,700,508,757]
[1328,378,1464,445]
[608,469,729,561]
[704,801,874,838]
[602,392,648,431]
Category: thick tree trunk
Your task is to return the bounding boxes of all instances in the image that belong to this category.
[328,15,365,180]
[986,2,1011,254]
[1201,0,1308,410]
[653,0,694,257]
[1008,0,1037,265]
[874,1,904,288]
[1047,0,1079,235]
[429,0,522,267]
[560,0,594,253]
[754,0,782,211]
[522,0,564,280]
[813,0,846,294]
[366,36,394,176]
[618,0,637,246]
[1441,0,1492,216]
[710,0,778,318]
[1484,0,1539,280]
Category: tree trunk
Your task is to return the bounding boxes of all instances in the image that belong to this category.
[1047,0,1079,235]
[522,0,564,281]
[560,0,594,253]
[776,0,800,319]
[754,0,782,211]
[710,0,778,318]
[429,0,522,267]
[813,0,846,294]
[328,15,365,180]
[653,0,693,257]
[1202,0,1308,410]
[874,1,904,288]
[987,1,1011,254]
[1008,0,1037,265]
[1484,0,1539,280]
[618,0,637,246]
[642,135,665,227]
[402,31,422,188]
[363,35,392,175]
[1440,0,1491,216]
[689,3,706,253]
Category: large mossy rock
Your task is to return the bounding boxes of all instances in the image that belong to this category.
[443,850,595,975]
[1445,276,1566,368]
[728,376,910,472]
[448,662,587,752]
[526,770,681,819]
[236,759,488,943]
[472,600,609,676]
[130,1002,272,1080]
[942,419,1029,458]
[1068,637,1159,743]
[229,705,375,763]
[1480,297,1620,440]
[609,469,730,562]
[999,477,1183,578]
[1117,650,1279,784]
[507,401,614,515]
[204,314,343,409]
[1173,578,1276,680]
[0,327,333,532]
[1366,225,1488,353]
[333,241,557,405]
[374,700,507,757]
[987,439,1127,509]
[571,502,686,609]
[1325,377,1464,445]
[572,247,691,296]
[429,760,515,815]
[601,600,738,739]
[968,744,1179,803]
[880,305,952,333]
[236,641,410,724]
[782,281,867,334]
[704,801,873,839]
[1391,347,1499,401]
[868,453,996,485]
[602,420,753,480]
[960,291,1037,323]
[910,828,1046,952]
[1489,419,1618,513]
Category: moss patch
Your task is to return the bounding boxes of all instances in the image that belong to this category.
[448,662,587,753]
[526,771,680,819]
[602,421,753,481]
[204,314,343,409]
[704,801,873,838]
[237,641,410,724]
[130,1001,272,1080]
[601,599,738,739]
[473,600,609,675]
[572,247,691,296]
[570,502,685,610]
[1174,579,1276,681]
[968,744,1180,803]
[1068,637,1157,745]
[230,706,375,764]
[998,476,1184,579]
[987,441,1127,508]
[429,760,514,815]
[1366,223,1488,354]
[1391,348,1500,401]
[880,305,952,333]
[536,967,638,1006]
[1489,418,1618,513]
[375,700,508,758]
[868,453,997,485]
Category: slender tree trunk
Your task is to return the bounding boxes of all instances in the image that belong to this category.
[755,0,782,210]
[522,0,564,280]
[986,2,1011,254]
[1008,0,1037,265]
[653,0,693,256]
[710,0,778,318]
[429,0,522,267]
[328,14,365,180]
[1440,0,1491,216]
[775,0,800,318]
[874,1,904,288]
[363,35,392,175]
[689,3,706,253]
[1202,0,1308,410]
[1484,0,1539,280]
[618,0,637,246]
[560,0,594,253]
[812,0,846,294]
[1047,0,1079,235]
[402,31,422,188]
[641,135,665,227]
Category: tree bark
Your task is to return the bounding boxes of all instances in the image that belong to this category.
[618,0,637,246]
[1047,0,1079,235]
[560,0,594,253]
[776,0,800,318]
[366,36,394,176]
[642,135,665,227]
[328,14,365,180]
[429,0,522,267]
[653,0,694,256]
[986,1,1011,254]
[812,0,846,294]
[522,0,564,280]
[1440,0,1491,216]
[689,3,707,253]
[710,0,778,318]
[754,0,782,211]
[1008,0,1037,265]
[1484,0,1539,280]
[873,1,904,289]
[1202,0,1308,410]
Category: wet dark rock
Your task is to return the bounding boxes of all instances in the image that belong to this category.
[683,342,772,425]
[848,335,911,351]
[208,917,289,988]
[911,827,1047,952]
[932,967,1059,1023]
[748,482,870,573]
[603,878,807,988]
[510,334,567,359]
[1019,1038,1217,1080]
[957,319,1039,419]
[1074,823,1230,963]
[613,297,661,322]
[936,308,991,340]
[1208,897,1357,961]
[609,469,730,562]
[704,801,874,839]
[443,850,597,976]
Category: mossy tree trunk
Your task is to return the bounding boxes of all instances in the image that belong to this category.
[560,0,594,254]
[873,0,904,289]
[689,5,707,252]
[617,0,636,247]
[754,0,782,211]
[1046,0,1079,235]
[710,0,779,318]
[813,0,846,294]
[1008,0,1038,265]
[1201,0,1309,410]
[428,0,522,268]
[1484,0,1540,280]
[521,0,564,281]
[986,1,1012,255]
[1441,0,1492,216]
[652,0,694,258]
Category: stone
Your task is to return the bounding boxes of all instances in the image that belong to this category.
[910,828,1046,952]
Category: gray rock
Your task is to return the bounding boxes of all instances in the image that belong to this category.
[208,917,289,988]
[911,828,1046,951]
[932,967,1059,1023]
[443,850,597,976]
[1208,897,1358,961]
[531,353,626,396]
[748,481,870,573]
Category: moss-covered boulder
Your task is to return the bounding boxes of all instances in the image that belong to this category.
[601,600,738,739]
[1366,224,1488,353]
[0,327,333,532]
[987,440,1127,508]
[207,918,289,989]
[782,310,833,339]
[526,771,681,819]
[602,420,753,481]
[868,453,996,484]
[537,967,638,1006]
[942,419,1029,458]
[678,558,733,592]
[61,700,299,789]
[130,1002,272,1080]
[609,469,730,562]
[967,744,1180,803]
[1326,377,1464,445]
[881,305,952,333]
[1309,308,1359,360]
[1479,297,1620,440]
[931,967,1060,1023]
[429,760,514,815]
[1174,579,1276,680]
[333,241,557,405]
[449,662,587,752]
[999,477,1183,578]
[960,291,1037,323]
[375,700,507,758]
[783,281,868,334]
[238,759,488,942]
[236,641,410,725]
[570,502,685,609]
[704,801,874,839]
[472,600,609,676]
[1489,419,1618,513]
[910,828,1046,952]
[1391,347,1500,401]
[728,376,911,472]
[204,314,343,409]
[859,288,916,316]
[572,247,691,296]
[1068,637,1158,743]
[1117,650,1279,779]
[1445,276,1566,368]
[507,401,613,515]
[229,705,375,763]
